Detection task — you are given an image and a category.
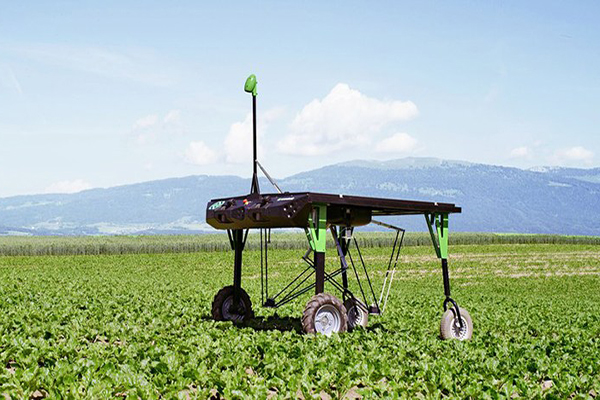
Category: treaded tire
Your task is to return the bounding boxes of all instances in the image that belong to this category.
[302,293,348,335]
[211,285,254,322]
[440,306,473,340]
[344,298,369,330]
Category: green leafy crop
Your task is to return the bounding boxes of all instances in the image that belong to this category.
[0,242,599,398]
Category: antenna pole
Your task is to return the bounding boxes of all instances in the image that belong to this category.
[245,74,260,194]
[251,93,260,194]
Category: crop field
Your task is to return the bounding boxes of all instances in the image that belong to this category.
[0,240,599,399]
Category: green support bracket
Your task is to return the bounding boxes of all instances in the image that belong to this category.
[436,213,449,259]
[305,203,327,253]
[425,213,449,259]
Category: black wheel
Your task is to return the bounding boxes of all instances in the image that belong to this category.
[344,298,369,330]
[211,286,254,322]
[440,306,473,340]
[302,293,348,335]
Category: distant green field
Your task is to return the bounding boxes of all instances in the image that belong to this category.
[1,231,599,256]
[0,241,599,398]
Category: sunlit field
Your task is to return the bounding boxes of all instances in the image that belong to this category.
[0,238,599,398]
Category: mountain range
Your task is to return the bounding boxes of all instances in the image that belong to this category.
[1,157,599,236]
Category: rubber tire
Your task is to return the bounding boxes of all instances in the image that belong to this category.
[344,298,369,330]
[211,285,254,322]
[440,307,473,340]
[302,293,348,335]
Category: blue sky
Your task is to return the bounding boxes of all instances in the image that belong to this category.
[1,1,599,197]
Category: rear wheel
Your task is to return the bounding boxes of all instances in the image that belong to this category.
[440,307,472,340]
[344,298,369,330]
[211,286,254,322]
[302,293,347,335]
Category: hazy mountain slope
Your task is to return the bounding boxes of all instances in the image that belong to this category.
[0,158,598,235]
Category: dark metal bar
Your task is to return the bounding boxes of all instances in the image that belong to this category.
[443,297,464,329]
[275,282,315,308]
[272,265,313,300]
[353,237,380,310]
[371,219,404,231]
[347,248,368,305]
[232,229,244,303]
[302,248,314,266]
[227,229,234,250]
[256,161,283,194]
[339,228,350,291]
[275,268,346,308]
[386,230,400,271]
[314,251,325,294]
[265,228,269,299]
[275,270,316,307]
[442,258,451,298]
[425,213,441,259]
[322,268,348,296]
[250,95,260,194]
[260,228,264,305]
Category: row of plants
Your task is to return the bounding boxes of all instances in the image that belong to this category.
[0,244,598,397]
[1,231,599,256]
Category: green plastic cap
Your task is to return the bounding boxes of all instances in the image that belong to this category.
[244,74,257,96]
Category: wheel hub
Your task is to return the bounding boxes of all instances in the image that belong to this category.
[314,304,342,336]
[451,316,468,339]
[222,296,246,322]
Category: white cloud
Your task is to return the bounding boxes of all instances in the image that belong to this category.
[133,114,159,130]
[45,179,92,194]
[184,141,218,165]
[163,109,181,125]
[277,83,418,156]
[375,132,418,153]
[132,109,182,144]
[510,146,530,158]
[224,108,283,164]
[556,146,594,165]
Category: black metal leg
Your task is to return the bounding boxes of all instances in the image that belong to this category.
[233,229,244,303]
[315,251,325,294]
[441,258,464,328]
[340,228,349,292]
[441,258,451,298]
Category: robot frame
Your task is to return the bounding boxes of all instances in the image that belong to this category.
[205,74,473,339]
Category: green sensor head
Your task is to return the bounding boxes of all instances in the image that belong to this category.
[244,74,257,96]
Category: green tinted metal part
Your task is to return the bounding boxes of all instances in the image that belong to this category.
[244,74,257,96]
[436,213,449,259]
[425,213,449,259]
[306,203,327,253]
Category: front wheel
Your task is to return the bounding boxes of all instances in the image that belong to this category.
[302,293,348,335]
[440,306,473,340]
[344,298,369,330]
[211,286,254,322]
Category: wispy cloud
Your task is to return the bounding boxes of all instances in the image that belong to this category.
[375,132,418,153]
[131,109,184,144]
[0,63,23,94]
[224,108,283,163]
[555,146,594,166]
[184,141,219,165]
[510,146,530,158]
[3,42,178,87]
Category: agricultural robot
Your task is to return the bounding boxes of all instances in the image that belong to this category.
[205,75,473,339]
